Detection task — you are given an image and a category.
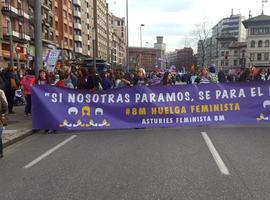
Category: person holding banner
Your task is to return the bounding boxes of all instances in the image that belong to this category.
[162,72,174,86]
[198,66,211,84]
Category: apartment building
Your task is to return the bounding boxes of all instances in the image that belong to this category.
[42,0,56,58]
[93,0,109,60]
[0,0,31,68]
[73,0,94,58]
[111,15,126,69]
[212,13,247,69]
[55,0,74,60]
[243,14,270,68]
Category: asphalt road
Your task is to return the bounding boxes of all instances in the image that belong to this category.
[1,125,270,200]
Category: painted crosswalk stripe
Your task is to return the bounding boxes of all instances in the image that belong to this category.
[24,135,77,169]
[201,132,230,175]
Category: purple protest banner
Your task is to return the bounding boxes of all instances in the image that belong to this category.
[32,82,270,131]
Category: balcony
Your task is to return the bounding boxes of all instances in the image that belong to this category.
[74,35,82,42]
[75,47,82,54]
[74,22,82,30]
[73,10,81,18]
[1,5,18,17]
[21,34,31,41]
[73,0,81,6]
[42,16,53,27]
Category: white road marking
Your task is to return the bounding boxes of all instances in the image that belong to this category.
[201,132,230,175]
[24,135,77,169]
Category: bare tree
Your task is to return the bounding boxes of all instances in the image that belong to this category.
[193,19,212,67]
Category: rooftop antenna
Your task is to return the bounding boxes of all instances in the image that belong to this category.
[231,9,234,17]
[262,0,268,15]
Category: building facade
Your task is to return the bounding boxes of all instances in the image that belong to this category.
[93,0,109,60]
[111,15,126,69]
[165,51,177,68]
[55,0,74,60]
[73,0,94,58]
[154,36,166,68]
[41,0,56,59]
[212,14,247,69]
[197,13,247,69]
[243,14,270,68]
[1,0,31,68]
[128,47,159,72]
[176,47,195,72]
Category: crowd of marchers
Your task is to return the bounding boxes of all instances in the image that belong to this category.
[1,65,270,116]
[0,64,270,157]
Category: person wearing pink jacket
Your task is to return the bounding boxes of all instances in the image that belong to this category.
[20,70,36,116]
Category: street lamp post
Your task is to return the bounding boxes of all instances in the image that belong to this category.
[140,24,144,49]
[8,20,14,67]
[140,24,145,68]
[34,0,42,77]
[126,0,129,72]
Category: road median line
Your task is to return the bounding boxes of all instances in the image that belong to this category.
[201,132,230,176]
[24,135,78,169]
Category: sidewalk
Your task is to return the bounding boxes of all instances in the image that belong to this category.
[3,105,33,147]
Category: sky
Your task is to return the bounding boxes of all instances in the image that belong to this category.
[107,0,270,52]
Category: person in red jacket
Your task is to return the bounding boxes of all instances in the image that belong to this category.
[20,69,36,116]
[55,72,65,88]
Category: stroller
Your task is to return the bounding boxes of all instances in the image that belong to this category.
[14,89,25,106]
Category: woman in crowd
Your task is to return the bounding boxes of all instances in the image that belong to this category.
[3,66,19,114]
[162,72,174,86]
[198,66,211,84]
[76,68,88,89]
[84,68,102,91]
[114,71,131,88]
[100,71,113,90]
[134,68,148,86]
[37,69,49,85]
[20,69,36,116]
[64,72,74,89]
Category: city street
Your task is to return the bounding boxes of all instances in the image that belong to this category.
[1,125,270,200]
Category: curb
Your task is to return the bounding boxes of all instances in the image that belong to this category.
[3,129,35,148]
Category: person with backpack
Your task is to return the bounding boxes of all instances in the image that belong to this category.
[3,67,19,114]
[208,65,219,83]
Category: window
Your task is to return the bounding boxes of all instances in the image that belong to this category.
[265,40,270,47]
[69,39,73,47]
[251,40,255,48]
[257,53,262,61]
[250,53,255,61]
[234,60,238,66]
[64,11,67,19]
[258,40,263,48]
[264,53,269,61]
[234,50,238,56]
